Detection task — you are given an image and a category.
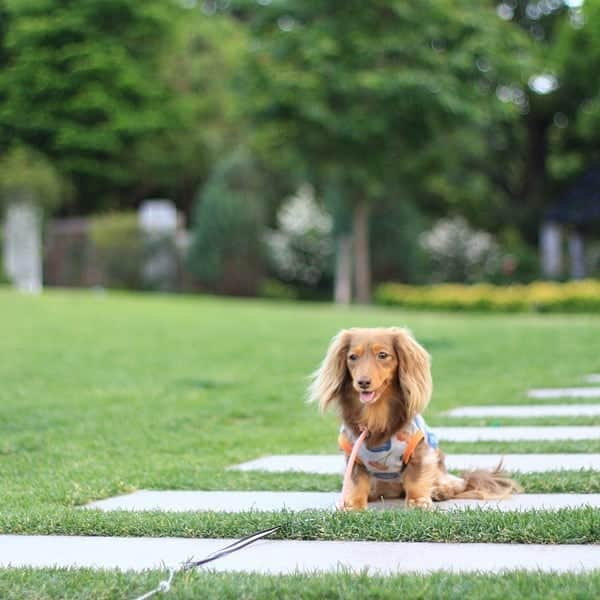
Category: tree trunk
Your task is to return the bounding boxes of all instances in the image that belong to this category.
[520,115,551,243]
[353,197,371,304]
[334,234,352,304]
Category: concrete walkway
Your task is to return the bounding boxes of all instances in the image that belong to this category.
[231,453,600,474]
[85,491,600,513]
[528,387,600,399]
[430,426,600,441]
[1,535,599,573]
[445,404,600,417]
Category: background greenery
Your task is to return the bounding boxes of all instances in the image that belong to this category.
[2,1,600,298]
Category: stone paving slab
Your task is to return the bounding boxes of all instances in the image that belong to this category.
[445,404,600,417]
[231,453,600,474]
[85,491,600,513]
[528,387,600,399]
[1,535,599,573]
[431,426,600,441]
[586,374,600,384]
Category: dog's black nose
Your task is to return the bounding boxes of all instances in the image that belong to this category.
[357,377,371,390]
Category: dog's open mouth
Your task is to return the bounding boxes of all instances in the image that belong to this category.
[358,384,386,405]
[359,391,376,404]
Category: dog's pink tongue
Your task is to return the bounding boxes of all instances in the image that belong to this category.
[360,391,375,404]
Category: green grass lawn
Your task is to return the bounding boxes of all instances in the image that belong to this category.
[2,568,600,600]
[1,288,600,598]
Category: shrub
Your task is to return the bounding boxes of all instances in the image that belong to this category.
[420,216,501,283]
[265,184,334,288]
[0,146,66,212]
[259,278,299,301]
[375,279,600,313]
[188,151,266,296]
[90,213,144,289]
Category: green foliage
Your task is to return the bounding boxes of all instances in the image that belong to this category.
[549,1,600,168]
[371,197,427,284]
[233,0,534,298]
[188,151,266,295]
[129,9,249,205]
[259,278,299,301]
[0,0,177,208]
[235,0,531,193]
[375,279,600,313]
[90,212,144,289]
[0,146,65,211]
[495,228,540,284]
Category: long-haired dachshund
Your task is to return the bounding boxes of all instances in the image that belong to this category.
[309,327,519,510]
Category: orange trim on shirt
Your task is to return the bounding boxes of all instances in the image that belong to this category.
[402,429,425,464]
[338,432,363,466]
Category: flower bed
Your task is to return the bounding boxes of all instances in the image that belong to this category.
[375,280,600,312]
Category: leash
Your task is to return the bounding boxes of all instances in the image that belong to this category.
[132,526,280,599]
[337,427,369,510]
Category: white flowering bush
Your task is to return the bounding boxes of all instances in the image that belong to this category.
[420,216,501,283]
[266,184,334,286]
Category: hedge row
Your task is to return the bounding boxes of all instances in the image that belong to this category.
[375,280,600,312]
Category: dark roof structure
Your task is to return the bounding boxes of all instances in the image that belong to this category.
[546,167,600,225]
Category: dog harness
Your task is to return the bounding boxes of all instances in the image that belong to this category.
[338,415,438,480]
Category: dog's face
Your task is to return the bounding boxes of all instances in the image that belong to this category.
[345,330,399,405]
[309,327,432,420]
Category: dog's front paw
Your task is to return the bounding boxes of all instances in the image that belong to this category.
[338,496,369,511]
[406,496,433,510]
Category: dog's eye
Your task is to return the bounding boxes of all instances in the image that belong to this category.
[348,354,359,361]
[377,352,389,359]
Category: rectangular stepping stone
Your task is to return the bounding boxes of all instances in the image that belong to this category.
[85,491,600,513]
[1,535,599,573]
[585,374,600,384]
[445,404,600,417]
[528,387,600,399]
[433,426,600,441]
[231,453,600,474]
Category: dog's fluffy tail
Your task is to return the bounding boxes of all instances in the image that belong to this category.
[453,461,521,500]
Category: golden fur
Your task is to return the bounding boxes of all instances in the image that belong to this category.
[309,327,520,510]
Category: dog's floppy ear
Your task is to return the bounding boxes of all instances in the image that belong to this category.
[308,329,351,412]
[391,327,432,417]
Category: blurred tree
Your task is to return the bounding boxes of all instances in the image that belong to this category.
[420,2,600,250]
[471,1,600,243]
[0,0,176,212]
[128,7,250,216]
[234,0,531,302]
[551,1,600,182]
[187,149,266,296]
[500,0,569,226]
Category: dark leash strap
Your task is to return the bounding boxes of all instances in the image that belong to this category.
[133,526,280,600]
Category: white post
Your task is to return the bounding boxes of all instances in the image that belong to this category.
[138,199,179,290]
[2,197,43,293]
[568,229,586,280]
[539,221,562,279]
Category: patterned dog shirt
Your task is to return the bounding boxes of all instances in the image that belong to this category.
[338,415,439,480]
